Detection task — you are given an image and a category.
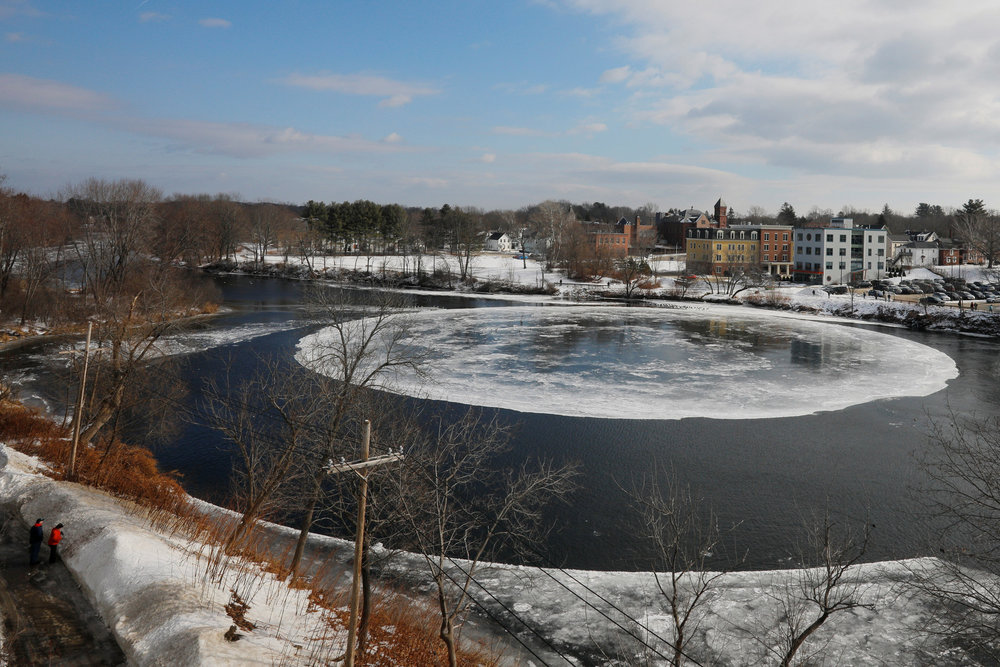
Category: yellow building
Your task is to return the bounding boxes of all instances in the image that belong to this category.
[685,227,761,276]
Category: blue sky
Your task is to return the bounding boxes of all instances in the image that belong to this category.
[3,0,1000,215]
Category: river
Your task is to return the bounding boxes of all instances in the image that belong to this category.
[6,273,998,571]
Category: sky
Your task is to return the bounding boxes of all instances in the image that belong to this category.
[2,0,1000,215]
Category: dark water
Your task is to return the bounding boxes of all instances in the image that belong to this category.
[6,274,1000,571]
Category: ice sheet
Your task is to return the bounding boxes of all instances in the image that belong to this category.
[297,305,958,420]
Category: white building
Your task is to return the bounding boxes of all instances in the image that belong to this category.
[792,218,888,284]
[484,231,513,253]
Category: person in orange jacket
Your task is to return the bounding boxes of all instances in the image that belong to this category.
[47,523,63,564]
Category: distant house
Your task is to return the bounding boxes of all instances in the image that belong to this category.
[484,231,513,253]
[896,241,939,269]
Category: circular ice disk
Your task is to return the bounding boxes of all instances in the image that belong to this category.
[297,305,958,420]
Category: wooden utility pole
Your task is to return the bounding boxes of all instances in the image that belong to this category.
[339,420,403,667]
[68,321,92,481]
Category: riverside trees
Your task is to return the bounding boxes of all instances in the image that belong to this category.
[65,178,218,447]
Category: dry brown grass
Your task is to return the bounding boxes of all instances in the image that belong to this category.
[0,401,190,518]
[0,400,508,665]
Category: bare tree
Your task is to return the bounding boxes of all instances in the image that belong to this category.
[207,194,245,261]
[202,355,326,551]
[443,206,483,283]
[953,199,1000,268]
[910,410,1000,660]
[749,511,875,666]
[529,200,575,281]
[287,286,426,576]
[616,256,652,299]
[624,471,734,666]
[389,408,578,667]
[63,178,216,448]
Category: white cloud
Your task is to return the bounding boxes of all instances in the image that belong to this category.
[0,74,114,112]
[568,122,607,136]
[127,118,415,159]
[599,66,631,84]
[198,18,231,28]
[551,0,1000,193]
[493,81,550,95]
[481,153,496,163]
[383,132,403,143]
[139,12,170,23]
[282,72,439,107]
[561,87,602,98]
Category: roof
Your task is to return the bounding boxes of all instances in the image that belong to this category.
[486,231,508,240]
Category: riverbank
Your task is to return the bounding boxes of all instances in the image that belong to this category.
[0,441,982,665]
[205,254,1000,338]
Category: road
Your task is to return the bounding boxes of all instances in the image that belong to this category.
[0,506,125,665]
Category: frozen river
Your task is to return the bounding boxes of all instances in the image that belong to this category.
[7,275,999,570]
[299,304,957,420]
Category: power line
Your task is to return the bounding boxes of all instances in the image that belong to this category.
[434,560,563,666]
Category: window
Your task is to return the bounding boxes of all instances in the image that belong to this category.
[839,248,846,256]
[716,243,722,250]
[715,254,721,261]
[878,262,884,269]
[764,232,770,240]
[740,232,745,240]
[782,254,788,261]
[868,235,872,243]
[717,231,724,239]
[826,234,833,242]
[826,248,833,256]
[739,244,745,251]
[806,247,812,255]
[840,235,847,242]
[806,233,812,241]
[763,244,770,251]
[826,262,833,269]
[867,248,872,256]
[797,233,803,240]
[877,248,884,256]
[839,261,846,269]
[783,233,789,241]
[751,232,757,240]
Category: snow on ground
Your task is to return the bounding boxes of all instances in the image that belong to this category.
[298,303,957,420]
[0,444,970,665]
[0,446,347,666]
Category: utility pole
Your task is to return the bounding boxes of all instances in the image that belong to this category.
[332,420,403,667]
[68,321,92,481]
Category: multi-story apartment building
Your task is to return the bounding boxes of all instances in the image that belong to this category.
[731,224,793,278]
[685,226,760,276]
[792,217,888,284]
[685,223,793,278]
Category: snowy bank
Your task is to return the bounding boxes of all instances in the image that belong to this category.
[0,446,341,666]
[0,443,980,665]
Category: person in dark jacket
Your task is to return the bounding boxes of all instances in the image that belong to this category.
[47,523,63,564]
[29,518,43,566]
